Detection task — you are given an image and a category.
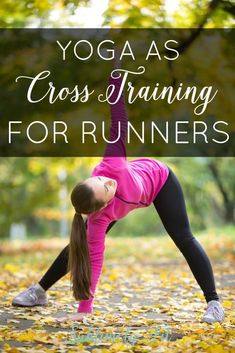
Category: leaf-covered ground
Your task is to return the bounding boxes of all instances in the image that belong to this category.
[0,229,235,353]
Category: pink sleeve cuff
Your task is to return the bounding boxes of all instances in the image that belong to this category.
[77,304,93,314]
[77,297,94,313]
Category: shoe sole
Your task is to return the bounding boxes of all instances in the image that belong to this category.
[12,301,48,307]
[201,318,225,324]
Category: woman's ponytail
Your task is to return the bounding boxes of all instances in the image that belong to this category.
[68,213,93,301]
[69,182,105,301]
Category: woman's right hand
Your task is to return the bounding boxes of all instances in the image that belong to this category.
[56,312,89,323]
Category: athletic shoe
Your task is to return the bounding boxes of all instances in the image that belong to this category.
[202,300,225,323]
[12,284,48,307]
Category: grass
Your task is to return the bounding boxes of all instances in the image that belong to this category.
[0,226,234,269]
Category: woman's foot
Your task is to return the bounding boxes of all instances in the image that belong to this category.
[202,300,225,323]
[12,284,48,307]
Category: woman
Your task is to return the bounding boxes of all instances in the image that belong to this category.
[12,70,225,324]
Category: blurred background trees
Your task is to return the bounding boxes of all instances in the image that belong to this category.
[0,156,234,239]
[1,0,234,28]
[0,0,234,238]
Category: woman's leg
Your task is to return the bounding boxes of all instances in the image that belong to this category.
[38,245,70,291]
[153,168,219,303]
[39,220,117,291]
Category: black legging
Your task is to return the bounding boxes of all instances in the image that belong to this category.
[39,168,219,303]
[39,220,116,291]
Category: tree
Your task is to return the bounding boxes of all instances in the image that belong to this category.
[0,157,98,237]
[0,0,90,27]
[206,158,235,223]
[104,0,235,28]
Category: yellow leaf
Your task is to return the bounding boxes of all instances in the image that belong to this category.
[110,342,130,351]
[207,344,227,353]
[17,331,36,341]
[4,344,20,353]
[121,297,129,303]
[214,326,224,333]
[108,269,119,280]
[160,273,167,280]
[181,272,188,277]
[42,317,55,324]
[199,341,209,349]
[4,264,19,273]
[223,301,232,308]
[0,281,7,288]
[130,310,140,315]
[101,283,112,291]
[134,345,152,353]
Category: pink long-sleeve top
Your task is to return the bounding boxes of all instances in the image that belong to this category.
[77,74,169,313]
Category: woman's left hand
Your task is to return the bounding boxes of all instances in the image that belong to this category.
[56,312,89,323]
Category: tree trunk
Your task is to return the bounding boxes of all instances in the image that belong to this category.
[208,161,234,224]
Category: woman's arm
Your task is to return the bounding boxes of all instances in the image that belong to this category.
[56,219,117,323]
[102,56,128,164]
[77,216,109,313]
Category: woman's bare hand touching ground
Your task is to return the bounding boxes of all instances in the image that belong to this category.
[56,312,89,323]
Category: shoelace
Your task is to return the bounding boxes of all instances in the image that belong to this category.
[28,287,38,301]
[21,285,33,293]
[206,304,224,321]
[19,286,37,300]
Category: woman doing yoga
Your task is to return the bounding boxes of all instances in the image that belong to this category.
[12,70,225,324]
